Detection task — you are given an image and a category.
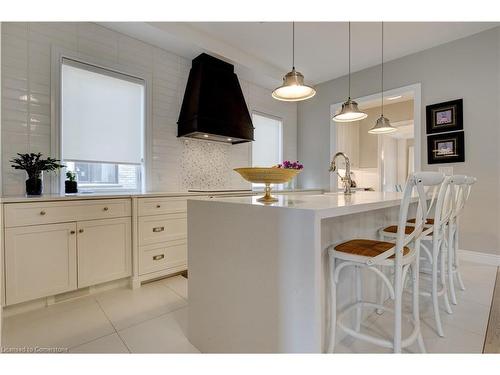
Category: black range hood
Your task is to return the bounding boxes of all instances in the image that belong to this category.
[177,53,254,144]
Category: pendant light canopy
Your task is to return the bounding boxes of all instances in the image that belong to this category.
[333,22,367,123]
[272,22,316,102]
[369,22,397,134]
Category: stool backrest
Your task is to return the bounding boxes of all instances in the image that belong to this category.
[394,172,445,264]
[450,175,475,220]
[432,176,453,232]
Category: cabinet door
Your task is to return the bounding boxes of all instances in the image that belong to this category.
[77,218,131,288]
[5,223,77,305]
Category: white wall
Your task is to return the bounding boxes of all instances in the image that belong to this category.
[298,27,500,255]
[1,22,297,195]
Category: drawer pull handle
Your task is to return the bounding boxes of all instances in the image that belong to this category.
[40,210,46,216]
[70,230,76,235]
[156,204,161,208]
[153,254,165,261]
[152,226,165,233]
[103,207,109,211]
[79,229,84,233]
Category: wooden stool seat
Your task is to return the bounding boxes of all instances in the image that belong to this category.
[407,218,434,225]
[335,239,410,258]
[382,225,433,236]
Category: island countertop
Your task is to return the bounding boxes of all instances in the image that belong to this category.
[189,191,413,219]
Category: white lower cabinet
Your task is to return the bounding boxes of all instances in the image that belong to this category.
[5,222,78,305]
[3,199,132,306]
[77,218,132,288]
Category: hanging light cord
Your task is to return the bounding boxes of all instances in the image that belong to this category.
[292,21,295,70]
[348,21,351,99]
[381,21,384,116]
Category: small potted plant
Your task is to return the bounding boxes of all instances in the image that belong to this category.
[65,171,78,194]
[10,153,65,196]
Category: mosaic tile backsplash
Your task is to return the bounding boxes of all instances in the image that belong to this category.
[180,139,232,190]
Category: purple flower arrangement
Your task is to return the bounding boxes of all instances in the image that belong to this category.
[275,160,304,170]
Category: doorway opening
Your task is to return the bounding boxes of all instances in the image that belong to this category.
[330,83,421,192]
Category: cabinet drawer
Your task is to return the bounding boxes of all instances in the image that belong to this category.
[138,240,187,276]
[138,197,187,216]
[4,199,131,227]
[138,213,187,246]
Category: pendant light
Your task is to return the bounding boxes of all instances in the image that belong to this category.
[369,22,397,134]
[333,22,367,123]
[272,22,316,102]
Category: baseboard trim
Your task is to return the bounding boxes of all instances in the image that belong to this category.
[458,249,500,266]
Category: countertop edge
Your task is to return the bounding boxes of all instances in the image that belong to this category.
[0,189,323,204]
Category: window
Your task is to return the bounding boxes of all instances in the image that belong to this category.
[61,59,145,192]
[251,113,283,167]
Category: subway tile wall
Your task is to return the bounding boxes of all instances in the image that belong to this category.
[1,22,297,195]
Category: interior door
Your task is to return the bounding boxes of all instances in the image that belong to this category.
[5,222,77,305]
[76,217,131,288]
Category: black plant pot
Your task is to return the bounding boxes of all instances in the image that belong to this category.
[65,180,78,194]
[26,178,43,196]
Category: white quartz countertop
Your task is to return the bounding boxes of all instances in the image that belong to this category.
[190,191,413,219]
[0,189,322,204]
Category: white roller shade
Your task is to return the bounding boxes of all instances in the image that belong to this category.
[252,113,282,167]
[61,60,144,165]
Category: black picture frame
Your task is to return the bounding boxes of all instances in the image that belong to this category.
[426,99,463,134]
[427,131,465,164]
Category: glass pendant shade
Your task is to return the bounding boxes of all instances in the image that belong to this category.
[272,68,316,102]
[368,115,397,134]
[332,98,368,122]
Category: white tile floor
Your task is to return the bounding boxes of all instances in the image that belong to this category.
[1,261,497,353]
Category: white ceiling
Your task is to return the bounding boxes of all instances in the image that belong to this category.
[101,22,499,88]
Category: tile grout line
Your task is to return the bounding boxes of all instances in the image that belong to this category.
[113,303,188,334]
[93,297,132,353]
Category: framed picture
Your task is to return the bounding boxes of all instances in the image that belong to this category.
[427,131,465,164]
[426,99,463,134]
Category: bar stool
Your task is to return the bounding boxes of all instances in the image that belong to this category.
[326,172,445,353]
[447,175,476,305]
[380,176,453,337]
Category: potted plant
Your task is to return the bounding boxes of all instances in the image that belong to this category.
[10,153,65,196]
[65,171,78,194]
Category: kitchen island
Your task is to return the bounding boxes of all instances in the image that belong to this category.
[187,192,417,353]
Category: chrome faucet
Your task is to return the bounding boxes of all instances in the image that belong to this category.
[329,152,353,195]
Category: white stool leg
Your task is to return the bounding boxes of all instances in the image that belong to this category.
[454,226,466,291]
[376,266,386,315]
[355,266,362,332]
[327,254,337,353]
[376,231,386,315]
[448,226,458,305]
[431,240,444,337]
[411,263,426,353]
[393,264,403,353]
[440,244,453,314]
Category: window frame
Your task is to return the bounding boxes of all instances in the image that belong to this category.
[250,111,284,189]
[51,47,152,194]
[251,111,284,168]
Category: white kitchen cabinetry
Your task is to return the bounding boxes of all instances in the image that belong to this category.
[2,199,132,306]
[77,218,131,288]
[5,222,78,305]
[136,198,189,282]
